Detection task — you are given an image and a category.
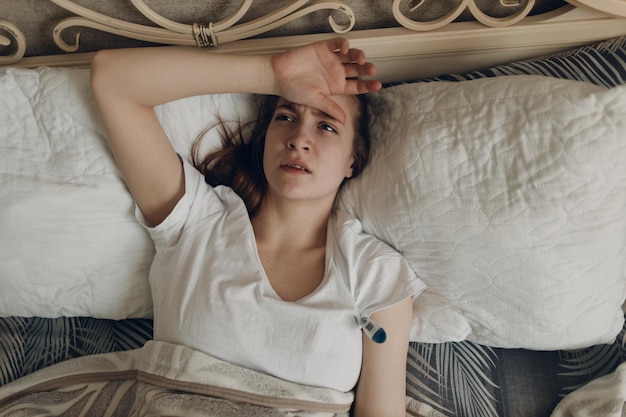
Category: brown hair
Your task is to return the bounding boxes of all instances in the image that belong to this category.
[191,94,370,218]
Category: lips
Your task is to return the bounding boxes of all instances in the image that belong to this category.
[280,161,311,173]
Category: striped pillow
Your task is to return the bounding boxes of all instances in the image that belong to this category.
[426,35,626,87]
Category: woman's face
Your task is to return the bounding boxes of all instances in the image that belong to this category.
[262,96,357,207]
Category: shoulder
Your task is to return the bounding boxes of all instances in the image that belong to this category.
[139,158,248,244]
[330,209,426,316]
[330,209,403,262]
[329,209,411,282]
[181,158,246,211]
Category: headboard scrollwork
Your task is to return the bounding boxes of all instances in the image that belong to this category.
[2,0,626,70]
[0,20,26,65]
[49,0,355,53]
[393,0,535,31]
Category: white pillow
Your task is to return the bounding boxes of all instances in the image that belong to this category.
[0,67,256,319]
[2,67,625,350]
[338,76,626,349]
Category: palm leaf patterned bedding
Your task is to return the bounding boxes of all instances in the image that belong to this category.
[0,316,624,417]
[1,36,625,417]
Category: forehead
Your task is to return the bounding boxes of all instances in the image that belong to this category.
[275,96,358,122]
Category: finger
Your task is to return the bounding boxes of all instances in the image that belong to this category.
[336,48,366,65]
[343,79,382,95]
[330,37,350,55]
[347,48,366,65]
[362,62,377,77]
[343,64,362,79]
[343,62,378,79]
[366,79,383,92]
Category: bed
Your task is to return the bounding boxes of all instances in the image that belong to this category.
[1,1,626,416]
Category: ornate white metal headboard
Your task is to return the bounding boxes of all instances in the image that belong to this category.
[4,0,355,66]
[47,0,355,53]
[0,20,25,65]
[2,0,626,82]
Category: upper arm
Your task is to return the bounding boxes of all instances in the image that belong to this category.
[91,50,184,227]
[353,297,414,417]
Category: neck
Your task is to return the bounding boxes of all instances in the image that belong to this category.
[251,195,332,251]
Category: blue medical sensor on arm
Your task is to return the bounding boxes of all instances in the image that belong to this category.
[361,317,386,344]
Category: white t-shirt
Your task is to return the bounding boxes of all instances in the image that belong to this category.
[137,159,425,392]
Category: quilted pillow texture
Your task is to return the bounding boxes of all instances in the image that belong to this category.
[1,45,626,349]
[0,66,256,318]
[338,75,626,349]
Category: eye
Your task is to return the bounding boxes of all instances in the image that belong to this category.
[275,113,295,123]
[319,123,338,134]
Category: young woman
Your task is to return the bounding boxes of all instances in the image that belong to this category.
[91,37,425,416]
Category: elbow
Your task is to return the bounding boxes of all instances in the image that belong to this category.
[90,50,109,98]
[90,49,122,99]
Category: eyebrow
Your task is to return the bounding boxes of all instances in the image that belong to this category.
[276,102,343,125]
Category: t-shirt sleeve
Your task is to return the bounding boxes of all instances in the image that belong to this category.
[355,252,425,319]
[134,157,225,247]
[335,211,426,319]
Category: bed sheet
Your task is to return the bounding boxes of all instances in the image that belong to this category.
[1,315,625,417]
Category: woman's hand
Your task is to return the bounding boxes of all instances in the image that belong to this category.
[270,38,381,124]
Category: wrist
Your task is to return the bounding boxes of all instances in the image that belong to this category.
[261,54,279,96]
[227,54,277,96]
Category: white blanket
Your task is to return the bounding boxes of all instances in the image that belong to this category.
[0,340,444,417]
[0,341,353,416]
[551,362,626,417]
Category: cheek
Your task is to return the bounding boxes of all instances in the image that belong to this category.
[263,126,287,155]
[329,146,355,178]
[262,144,273,176]
[261,134,275,174]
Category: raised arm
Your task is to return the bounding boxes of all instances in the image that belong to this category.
[90,38,380,226]
[90,48,274,226]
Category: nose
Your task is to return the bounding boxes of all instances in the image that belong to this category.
[287,126,311,151]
